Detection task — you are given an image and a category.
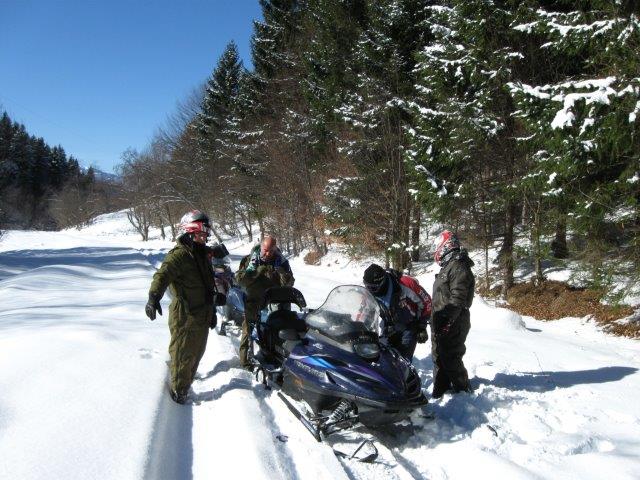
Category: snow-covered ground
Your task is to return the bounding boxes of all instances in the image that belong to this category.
[1,211,639,479]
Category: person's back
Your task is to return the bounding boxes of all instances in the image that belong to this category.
[363,264,430,361]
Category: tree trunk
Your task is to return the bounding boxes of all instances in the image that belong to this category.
[551,209,568,259]
[257,216,265,240]
[411,202,421,262]
[480,189,490,291]
[246,210,253,242]
[532,201,544,285]
[210,226,223,243]
[500,202,516,298]
[164,204,177,241]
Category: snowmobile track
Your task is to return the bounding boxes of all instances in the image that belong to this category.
[219,316,354,480]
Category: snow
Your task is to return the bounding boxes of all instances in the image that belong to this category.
[1,211,640,479]
[550,78,617,130]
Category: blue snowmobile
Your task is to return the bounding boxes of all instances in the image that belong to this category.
[248,285,427,443]
[211,259,246,336]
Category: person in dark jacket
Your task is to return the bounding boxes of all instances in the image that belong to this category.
[236,235,294,370]
[363,264,431,361]
[145,210,228,404]
[430,230,475,398]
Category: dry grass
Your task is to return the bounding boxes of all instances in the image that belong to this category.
[303,249,324,265]
[480,280,639,339]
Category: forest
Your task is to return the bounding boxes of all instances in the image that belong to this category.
[8,0,639,298]
[0,111,121,230]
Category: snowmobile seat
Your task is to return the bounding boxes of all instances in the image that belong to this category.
[259,309,307,357]
[266,310,307,336]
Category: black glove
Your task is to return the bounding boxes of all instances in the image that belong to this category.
[434,305,461,336]
[417,328,428,343]
[145,293,162,320]
[210,310,217,330]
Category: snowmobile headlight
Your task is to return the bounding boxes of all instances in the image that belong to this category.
[353,342,380,360]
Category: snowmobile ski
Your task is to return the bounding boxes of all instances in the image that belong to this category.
[332,439,378,463]
[278,391,321,442]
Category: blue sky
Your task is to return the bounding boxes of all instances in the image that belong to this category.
[0,1,262,173]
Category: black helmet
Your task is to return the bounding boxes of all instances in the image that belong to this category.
[363,264,388,296]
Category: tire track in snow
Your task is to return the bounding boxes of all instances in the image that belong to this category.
[224,326,350,480]
[214,323,425,480]
[143,372,195,480]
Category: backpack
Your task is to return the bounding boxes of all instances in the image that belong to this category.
[390,270,432,321]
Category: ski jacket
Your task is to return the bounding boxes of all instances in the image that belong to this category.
[397,274,432,322]
[432,249,475,316]
[236,245,294,305]
[377,271,431,334]
[243,244,292,274]
[149,235,216,325]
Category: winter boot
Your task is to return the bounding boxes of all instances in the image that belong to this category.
[170,389,188,405]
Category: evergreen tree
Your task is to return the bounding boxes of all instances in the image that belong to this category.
[0,111,100,229]
[197,41,244,154]
[410,1,537,288]
[313,0,429,267]
[508,1,640,277]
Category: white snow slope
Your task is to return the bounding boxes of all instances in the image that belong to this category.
[1,211,639,480]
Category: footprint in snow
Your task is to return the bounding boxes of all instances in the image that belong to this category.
[138,348,160,359]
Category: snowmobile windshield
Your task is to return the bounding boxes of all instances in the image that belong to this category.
[305,285,380,338]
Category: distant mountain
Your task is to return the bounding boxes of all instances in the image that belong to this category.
[80,166,121,183]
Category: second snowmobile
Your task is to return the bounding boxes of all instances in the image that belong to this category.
[211,259,245,335]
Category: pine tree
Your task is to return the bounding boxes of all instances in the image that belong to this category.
[0,111,100,228]
[197,41,244,156]
[508,1,640,278]
[410,0,526,286]
[312,0,429,267]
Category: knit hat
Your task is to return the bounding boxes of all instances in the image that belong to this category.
[363,264,387,295]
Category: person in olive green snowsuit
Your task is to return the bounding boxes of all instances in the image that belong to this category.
[431,230,475,398]
[145,210,226,404]
[236,235,294,369]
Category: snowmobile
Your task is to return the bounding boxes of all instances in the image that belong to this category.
[249,285,427,444]
[211,259,245,335]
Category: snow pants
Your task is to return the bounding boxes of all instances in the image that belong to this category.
[430,308,471,397]
[238,300,260,367]
[168,301,210,394]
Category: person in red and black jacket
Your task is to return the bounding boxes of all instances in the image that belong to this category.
[363,264,432,362]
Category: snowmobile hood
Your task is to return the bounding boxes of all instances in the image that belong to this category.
[287,334,419,402]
